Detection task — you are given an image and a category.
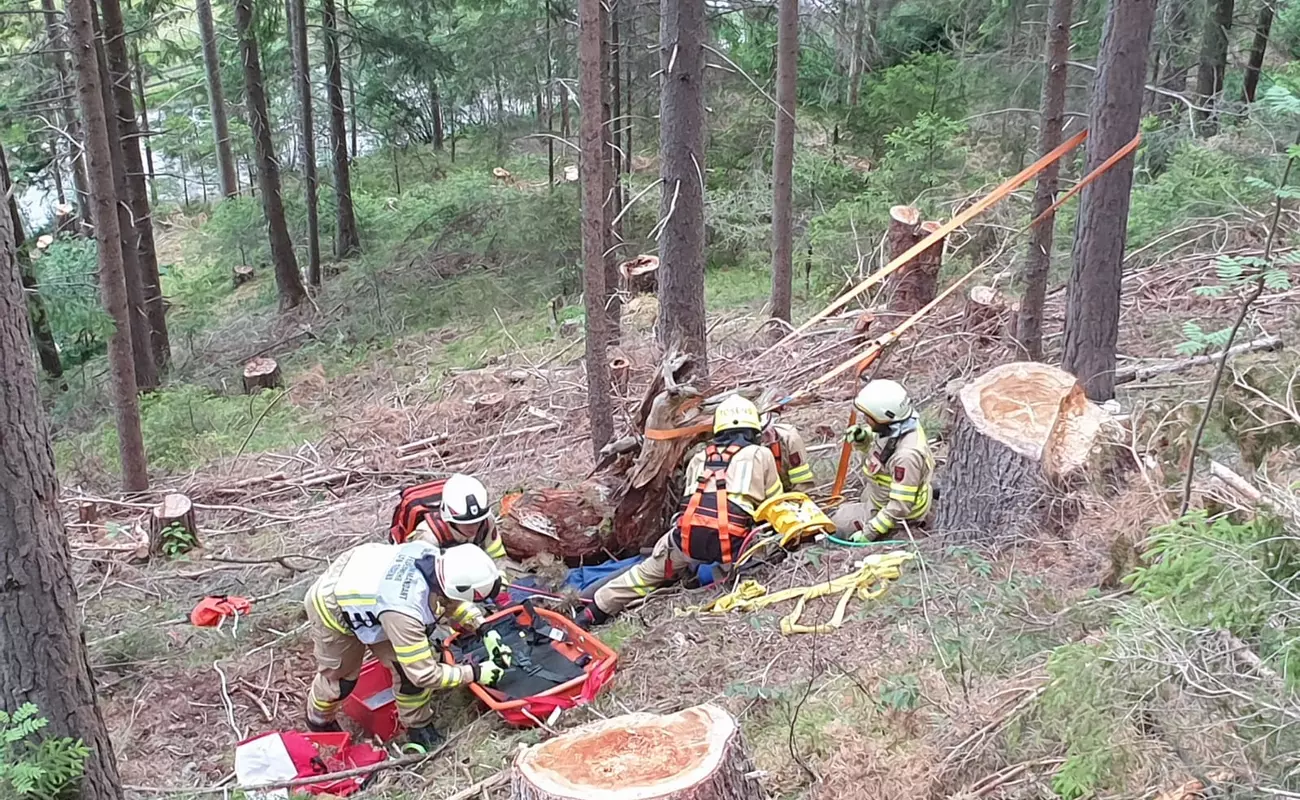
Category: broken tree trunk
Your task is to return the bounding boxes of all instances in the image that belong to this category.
[889,215,945,314]
[511,704,763,800]
[934,362,1122,542]
[609,355,631,395]
[242,357,282,393]
[149,492,199,555]
[497,483,617,564]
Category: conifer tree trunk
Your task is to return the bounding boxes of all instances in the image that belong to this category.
[656,0,709,373]
[846,0,866,107]
[546,9,555,186]
[769,0,797,325]
[40,0,92,230]
[580,0,614,454]
[1194,0,1235,134]
[0,160,124,800]
[1154,0,1192,118]
[323,0,360,256]
[100,0,169,376]
[133,49,158,205]
[235,0,307,310]
[196,0,238,198]
[432,79,445,150]
[68,0,149,491]
[602,6,621,343]
[1016,0,1071,360]
[1,143,63,381]
[1062,0,1157,401]
[290,0,321,286]
[1242,1,1274,105]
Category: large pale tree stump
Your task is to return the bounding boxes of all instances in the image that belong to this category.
[511,705,763,800]
[233,265,255,287]
[242,357,282,393]
[149,493,199,556]
[935,362,1119,542]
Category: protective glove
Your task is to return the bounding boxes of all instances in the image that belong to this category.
[474,660,505,687]
[843,424,872,444]
[483,630,513,668]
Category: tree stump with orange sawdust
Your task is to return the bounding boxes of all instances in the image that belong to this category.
[935,362,1121,542]
[497,484,616,564]
[510,704,763,800]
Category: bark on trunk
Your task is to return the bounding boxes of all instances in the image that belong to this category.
[934,362,1115,543]
[1242,2,1275,105]
[196,0,239,198]
[1062,0,1157,401]
[68,0,149,491]
[1016,0,1071,360]
[323,0,361,257]
[769,0,797,325]
[511,705,763,800]
[432,79,445,150]
[290,0,322,287]
[235,0,307,311]
[100,0,169,377]
[846,0,866,107]
[602,6,622,344]
[133,49,158,205]
[656,0,709,374]
[497,485,616,563]
[546,12,555,186]
[1155,0,1193,119]
[580,0,615,455]
[1,144,64,381]
[0,179,125,800]
[41,0,93,231]
[886,206,944,314]
[1194,0,1235,134]
[149,493,199,556]
[92,9,157,391]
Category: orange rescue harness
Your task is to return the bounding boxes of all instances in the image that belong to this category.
[678,444,753,565]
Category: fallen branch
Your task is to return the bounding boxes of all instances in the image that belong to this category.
[396,422,560,464]
[442,769,509,800]
[1115,335,1282,385]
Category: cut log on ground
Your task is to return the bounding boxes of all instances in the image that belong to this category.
[510,704,763,800]
[609,355,631,395]
[934,362,1124,542]
[1114,335,1282,385]
[149,493,199,556]
[242,357,282,393]
[890,217,945,314]
[233,265,255,287]
[619,254,660,294]
[964,285,1018,345]
[498,483,617,564]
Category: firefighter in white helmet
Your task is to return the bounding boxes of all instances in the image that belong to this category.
[830,379,935,541]
[304,542,503,750]
[389,473,507,559]
[577,395,783,626]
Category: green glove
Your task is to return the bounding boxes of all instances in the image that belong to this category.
[844,425,872,444]
[475,660,504,687]
[483,630,513,667]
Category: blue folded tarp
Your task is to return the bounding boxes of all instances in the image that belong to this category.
[506,555,646,604]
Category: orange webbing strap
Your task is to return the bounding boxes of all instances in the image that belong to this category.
[717,480,734,564]
[644,422,715,440]
[1029,133,1142,229]
[760,128,1089,360]
[829,409,858,504]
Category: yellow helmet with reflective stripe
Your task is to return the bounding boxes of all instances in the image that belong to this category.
[714,394,761,434]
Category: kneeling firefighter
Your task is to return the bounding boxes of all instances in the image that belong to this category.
[389,473,507,559]
[830,379,935,541]
[304,541,504,749]
[577,395,783,626]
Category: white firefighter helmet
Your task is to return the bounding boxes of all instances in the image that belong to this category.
[441,473,491,526]
[436,544,502,603]
[714,394,762,434]
[853,379,914,428]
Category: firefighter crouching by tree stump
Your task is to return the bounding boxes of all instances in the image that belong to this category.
[576,395,784,627]
[830,379,936,541]
[762,412,815,491]
[389,473,508,559]
[304,541,504,750]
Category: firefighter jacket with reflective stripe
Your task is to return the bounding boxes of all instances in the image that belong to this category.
[389,480,506,558]
[855,421,934,536]
[674,442,783,564]
[763,422,815,490]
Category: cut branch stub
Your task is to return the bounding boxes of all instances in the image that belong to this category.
[233,265,255,287]
[242,357,282,393]
[510,704,763,800]
[150,493,199,556]
[618,254,660,295]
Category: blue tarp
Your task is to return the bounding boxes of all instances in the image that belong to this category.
[506,555,646,603]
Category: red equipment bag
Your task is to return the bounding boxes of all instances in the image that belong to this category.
[234,731,386,797]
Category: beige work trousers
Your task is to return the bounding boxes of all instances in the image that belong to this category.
[592,531,696,616]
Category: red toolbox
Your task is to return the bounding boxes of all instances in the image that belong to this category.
[340,659,401,742]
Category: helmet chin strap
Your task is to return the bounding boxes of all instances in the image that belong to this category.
[876,415,919,440]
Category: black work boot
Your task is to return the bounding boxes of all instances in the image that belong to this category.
[573,605,609,630]
[403,724,445,753]
[306,718,343,733]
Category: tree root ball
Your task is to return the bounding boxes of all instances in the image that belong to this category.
[510,704,763,800]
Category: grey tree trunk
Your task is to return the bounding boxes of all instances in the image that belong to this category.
[196,0,238,198]
[655,0,709,373]
[580,0,614,455]
[1154,0,1192,118]
[234,0,308,310]
[323,0,361,257]
[290,0,322,286]
[769,0,797,325]
[1016,0,1072,360]
[100,0,169,377]
[602,5,621,343]
[1062,0,1158,400]
[68,0,149,491]
[432,79,445,150]
[0,174,125,800]
[1242,2,1275,105]
[40,0,93,231]
[1,142,64,382]
[133,49,158,205]
[846,0,866,106]
[1194,0,1235,134]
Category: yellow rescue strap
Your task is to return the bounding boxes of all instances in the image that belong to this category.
[681,551,915,635]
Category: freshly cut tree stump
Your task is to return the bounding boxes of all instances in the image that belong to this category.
[233,265,255,287]
[964,285,1019,344]
[609,355,632,394]
[149,493,199,556]
[498,484,617,563]
[469,391,508,419]
[934,362,1119,542]
[618,254,660,295]
[77,502,99,526]
[511,704,763,800]
[886,204,923,261]
[242,357,282,393]
[890,217,945,314]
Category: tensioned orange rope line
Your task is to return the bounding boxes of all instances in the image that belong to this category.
[758,128,1090,361]
[1028,133,1142,229]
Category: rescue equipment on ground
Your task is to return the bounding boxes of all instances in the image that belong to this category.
[234,730,386,798]
[754,492,834,545]
[190,595,252,628]
[340,660,403,742]
[680,551,915,635]
[443,600,617,728]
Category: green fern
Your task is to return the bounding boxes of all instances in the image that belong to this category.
[0,704,90,800]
